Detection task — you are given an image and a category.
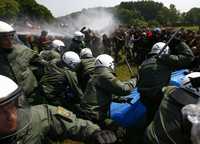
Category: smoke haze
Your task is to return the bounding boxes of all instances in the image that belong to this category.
[14,8,120,37]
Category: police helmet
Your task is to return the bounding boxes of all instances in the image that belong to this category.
[95,54,114,71]
[180,72,200,97]
[150,42,170,55]
[62,51,81,69]
[74,31,85,41]
[0,75,31,139]
[0,21,15,34]
[80,48,93,58]
[52,39,65,52]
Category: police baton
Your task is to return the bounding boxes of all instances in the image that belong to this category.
[124,49,134,77]
[157,28,181,57]
[125,56,134,77]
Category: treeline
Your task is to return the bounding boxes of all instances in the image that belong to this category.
[0,0,54,22]
[0,0,200,27]
[114,1,200,27]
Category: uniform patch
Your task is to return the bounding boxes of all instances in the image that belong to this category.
[56,106,72,119]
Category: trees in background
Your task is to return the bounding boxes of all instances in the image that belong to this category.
[0,0,19,21]
[0,0,199,27]
[184,8,200,25]
[16,0,54,22]
[0,0,54,23]
[114,1,199,27]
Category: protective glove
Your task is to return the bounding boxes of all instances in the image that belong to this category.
[127,77,137,88]
[92,130,117,144]
[124,97,133,104]
[112,97,133,104]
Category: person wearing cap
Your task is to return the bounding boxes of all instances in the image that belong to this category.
[137,40,194,125]
[69,31,86,55]
[0,21,44,104]
[0,74,117,144]
[40,51,84,113]
[144,72,200,144]
[77,48,95,91]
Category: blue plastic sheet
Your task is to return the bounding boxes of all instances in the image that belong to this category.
[110,69,188,127]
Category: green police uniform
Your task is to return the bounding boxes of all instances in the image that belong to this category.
[137,41,194,124]
[77,57,95,91]
[40,62,84,111]
[81,67,136,122]
[39,49,61,63]
[145,86,198,144]
[79,57,95,77]
[138,41,194,98]
[160,41,194,68]
[0,43,42,98]
[0,104,100,144]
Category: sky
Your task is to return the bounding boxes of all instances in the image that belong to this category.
[35,0,200,17]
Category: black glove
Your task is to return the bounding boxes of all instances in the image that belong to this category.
[112,97,133,104]
[128,77,137,87]
[125,97,133,104]
[120,97,133,104]
[92,130,117,144]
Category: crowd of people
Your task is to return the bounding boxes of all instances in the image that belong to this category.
[0,19,200,144]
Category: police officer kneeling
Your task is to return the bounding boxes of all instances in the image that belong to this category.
[145,72,200,144]
[0,75,116,144]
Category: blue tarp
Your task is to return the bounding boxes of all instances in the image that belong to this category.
[170,69,188,87]
[110,69,188,127]
[111,88,146,127]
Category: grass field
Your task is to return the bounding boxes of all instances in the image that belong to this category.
[115,63,138,80]
[177,25,199,31]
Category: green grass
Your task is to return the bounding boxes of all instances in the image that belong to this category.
[177,25,199,31]
[115,63,138,80]
[112,48,138,80]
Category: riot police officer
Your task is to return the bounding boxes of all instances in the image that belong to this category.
[145,72,200,144]
[69,31,85,55]
[137,41,194,125]
[0,75,117,144]
[77,48,95,91]
[40,51,84,113]
[0,21,44,104]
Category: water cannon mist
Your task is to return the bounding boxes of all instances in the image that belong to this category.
[58,8,120,36]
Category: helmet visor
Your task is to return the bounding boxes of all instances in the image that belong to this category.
[0,88,31,140]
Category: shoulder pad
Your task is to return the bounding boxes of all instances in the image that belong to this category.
[55,106,74,122]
